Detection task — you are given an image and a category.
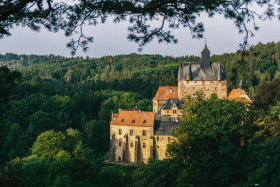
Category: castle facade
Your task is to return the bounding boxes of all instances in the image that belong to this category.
[108,44,251,163]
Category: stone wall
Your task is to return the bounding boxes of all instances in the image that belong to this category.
[161,106,183,117]
[153,100,168,113]
[153,135,173,160]
[178,80,227,100]
[110,124,154,163]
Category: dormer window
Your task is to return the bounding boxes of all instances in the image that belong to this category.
[131,120,135,123]
[121,119,124,122]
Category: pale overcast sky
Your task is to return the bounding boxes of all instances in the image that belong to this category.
[0,11,280,58]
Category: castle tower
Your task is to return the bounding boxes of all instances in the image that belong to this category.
[178,43,227,100]
[201,40,210,68]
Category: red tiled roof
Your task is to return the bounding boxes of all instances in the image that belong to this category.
[228,89,252,104]
[110,111,154,127]
[153,86,178,101]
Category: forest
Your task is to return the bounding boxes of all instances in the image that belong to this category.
[0,41,280,186]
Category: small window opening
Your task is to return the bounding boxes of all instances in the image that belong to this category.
[130,142,133,148]
[131,120,135,123]
[143,143,146,148]
[121,119,124,122]
[119,141,121,147]
[143,130,146,136]
[157,137,160,141]
[119,129,122,135]
[118,156,121,161]
[143,120,146,123]
[130,130,133,136]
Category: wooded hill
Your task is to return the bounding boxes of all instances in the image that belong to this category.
[0,41,279,186]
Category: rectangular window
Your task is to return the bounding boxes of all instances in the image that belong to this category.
[157,137,160,141]
[119,141,121,147]
[130,130,133,136]
[119,129,122,135]
[143,130,146,136]
[130,142,133,148]
[143,143,146,148]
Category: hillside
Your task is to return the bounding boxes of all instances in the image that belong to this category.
[0,41,280,186]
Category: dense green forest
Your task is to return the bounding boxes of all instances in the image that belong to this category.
[0,41,280,186]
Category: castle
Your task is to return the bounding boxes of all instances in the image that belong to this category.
[108,44,251,163]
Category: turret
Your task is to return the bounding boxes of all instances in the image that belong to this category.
[238,80,243,92]
[201,39,210,68]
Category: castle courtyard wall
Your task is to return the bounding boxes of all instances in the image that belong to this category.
[178,80,227,99]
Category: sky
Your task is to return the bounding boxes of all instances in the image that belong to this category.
[1,9,280,58]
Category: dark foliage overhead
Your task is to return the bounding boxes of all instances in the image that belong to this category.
[1,0,280,55]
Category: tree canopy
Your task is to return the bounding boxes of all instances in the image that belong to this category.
[1,0,280,54]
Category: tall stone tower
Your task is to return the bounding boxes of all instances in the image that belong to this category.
[201,42,210,68]
[178,43,227,100]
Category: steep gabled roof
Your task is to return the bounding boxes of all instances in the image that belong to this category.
[110,111,154,127]
[153,86,178,101]
[228,89,253,104]
[154,120,181,135]
[178,62,226,81]
[161,98,183,110]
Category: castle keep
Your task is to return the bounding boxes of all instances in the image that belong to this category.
[108,44,251,163]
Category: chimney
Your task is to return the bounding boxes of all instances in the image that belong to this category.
[186,64,192,80]
[218,63,221,81]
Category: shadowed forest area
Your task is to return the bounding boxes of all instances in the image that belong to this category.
[0,41,280,186]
